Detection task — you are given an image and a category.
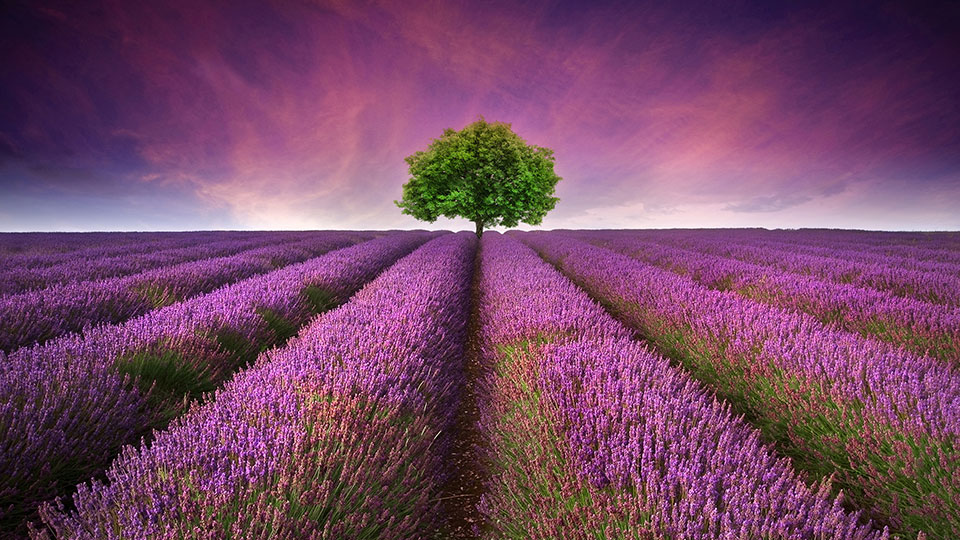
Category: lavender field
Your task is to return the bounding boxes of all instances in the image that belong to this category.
[1,229,958,539]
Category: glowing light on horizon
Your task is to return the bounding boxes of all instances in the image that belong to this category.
[1,1,958,231]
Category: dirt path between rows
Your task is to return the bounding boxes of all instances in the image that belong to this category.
[437,242,488,538]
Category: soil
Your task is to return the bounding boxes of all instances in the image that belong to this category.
[437,242,488,539]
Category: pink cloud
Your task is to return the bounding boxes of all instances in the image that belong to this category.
[2,0,957,230]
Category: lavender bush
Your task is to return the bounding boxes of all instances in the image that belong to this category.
[0,232,366,352]
[568,231,960,363]
[0,232,434,535]
[605,229,960,305]
[1,228,955,539]
[475,233,884,538]
[0,232,344,295]
[652,231,960,307]
[0,231,259,273]
[30,232,475,538]
[520,231,960,537]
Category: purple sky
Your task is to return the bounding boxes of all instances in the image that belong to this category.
[1,0,958,231]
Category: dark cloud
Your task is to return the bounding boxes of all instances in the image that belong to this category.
[0,0,958,230]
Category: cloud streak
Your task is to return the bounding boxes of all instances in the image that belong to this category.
[0,0,958,231]
[724,195,814,214]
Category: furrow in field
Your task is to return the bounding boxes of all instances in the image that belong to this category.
[0,232,365,352]
[474,233,884,539]
[436,239,487,539]
[29,232,475,539]
[0,231,435,536]
[518,231,960,539]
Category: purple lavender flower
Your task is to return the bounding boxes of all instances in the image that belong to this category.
[519,230,959,537]
[0,232,368,352]
[30,232,475,539]
[475,233,884,539]
[1,231,435,535]
[564,230,960,363]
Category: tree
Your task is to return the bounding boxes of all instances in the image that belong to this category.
[396,117,561,237]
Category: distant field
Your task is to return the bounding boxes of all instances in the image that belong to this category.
[2,229,958,538]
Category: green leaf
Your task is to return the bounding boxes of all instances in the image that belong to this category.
[396,116,561,235]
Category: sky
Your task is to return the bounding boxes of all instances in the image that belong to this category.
[1,0,958,232]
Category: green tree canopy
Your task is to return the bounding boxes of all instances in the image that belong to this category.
[396,117,561,237]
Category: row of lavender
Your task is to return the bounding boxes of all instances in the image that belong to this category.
[565,231,960,363]
[632,229,960,259]
[0,232,331,295]
[727,236,960,275]
[0,231,436,534]
[651,230,960,285]
[681,233,960,307]
[5,228,953,537]
[608,229,960,307]
[518,231,960,537]
[0,231,262,271]
[23,232,886,539]
[610,227,960,267]
[0,232,373,352]
[739,230,960,262]
[30,232,475,538]
[475,233,883,538]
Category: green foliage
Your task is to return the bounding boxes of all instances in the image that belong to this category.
[256,308,300,343]
[115,350,216,424]
[132,282,181,309]
[214,328,262,368]
[302,285,339,314]
[396,117,561,236]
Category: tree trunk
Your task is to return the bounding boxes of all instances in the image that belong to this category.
[475,221,483,238]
